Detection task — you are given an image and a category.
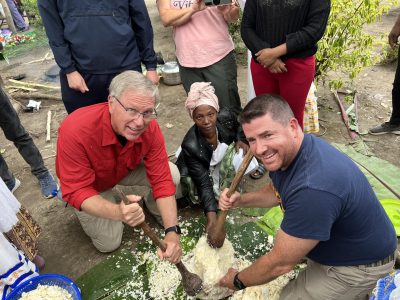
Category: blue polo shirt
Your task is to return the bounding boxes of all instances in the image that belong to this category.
[270,134,396,266]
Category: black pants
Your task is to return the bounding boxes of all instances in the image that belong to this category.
[0,87,47,188]
[60,67,141,114]
[391,48,400,124]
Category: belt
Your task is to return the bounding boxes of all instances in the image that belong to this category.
[364,253,395,267]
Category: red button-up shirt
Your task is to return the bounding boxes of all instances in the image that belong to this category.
[56,103,175,209]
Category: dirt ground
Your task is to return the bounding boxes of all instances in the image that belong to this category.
[0,2,399,283]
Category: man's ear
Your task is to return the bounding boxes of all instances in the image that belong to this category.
[108,95,115,113]
[288,117,300,135]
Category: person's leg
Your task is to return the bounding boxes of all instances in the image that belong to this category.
[5,0,27,30]
[118,162,181,225]
[280,259,395,300]
[390,50,400,125]
[177,62,205,94]
[0,88,48,178]
[202,52,242,115]
[278,57,315,130]
[74,189,124,252]
[251,58,280,95]
[0,154,16,190]
[59,72,117,114]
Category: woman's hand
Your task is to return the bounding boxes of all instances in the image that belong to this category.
[235,140,249,154]
[268,59,287,74]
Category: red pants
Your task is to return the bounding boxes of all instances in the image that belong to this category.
[251,56,315,129]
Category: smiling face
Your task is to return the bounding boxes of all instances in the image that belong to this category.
[192,105,218,136]
[243,113,303,172]
[109,89,156,141]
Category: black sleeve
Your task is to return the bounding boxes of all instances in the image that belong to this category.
[285,0,331,55]
[128,0,157,69]
[240,0,270,57]
[180,147,218,213]
[38,0,76,73]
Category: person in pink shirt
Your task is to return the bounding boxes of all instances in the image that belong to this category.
[157,0,242,116]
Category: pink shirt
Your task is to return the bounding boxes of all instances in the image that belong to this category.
[171,1,234,68]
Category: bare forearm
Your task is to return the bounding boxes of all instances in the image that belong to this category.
[81,195,121,221]
[156,196,178,228]
[223,6,240,23]
[238,253,293,287]
[159,7,196,27]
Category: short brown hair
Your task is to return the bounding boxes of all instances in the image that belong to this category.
[239,94,294,126]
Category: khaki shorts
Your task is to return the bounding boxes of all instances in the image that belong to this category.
[280,258,395,300]
[75,162,180,252]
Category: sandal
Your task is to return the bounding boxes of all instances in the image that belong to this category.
[250,164,266,180]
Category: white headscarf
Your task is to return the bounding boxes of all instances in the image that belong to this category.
[185,82,220,118]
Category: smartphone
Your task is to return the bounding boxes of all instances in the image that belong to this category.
[204,0,232,6]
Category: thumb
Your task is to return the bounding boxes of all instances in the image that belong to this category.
[125,195,143,204]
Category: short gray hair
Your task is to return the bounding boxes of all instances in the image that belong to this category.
[239,94,294,126]
[109,71,159,103]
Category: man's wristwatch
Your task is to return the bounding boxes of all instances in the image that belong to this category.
[233,272,246,290]
[164,225,181,235]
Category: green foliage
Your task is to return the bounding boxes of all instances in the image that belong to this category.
[316,0,398,89]
[21,0,42,26]
[229,12,247,65]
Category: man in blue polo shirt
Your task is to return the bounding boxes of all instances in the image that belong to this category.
[218,94,397,299]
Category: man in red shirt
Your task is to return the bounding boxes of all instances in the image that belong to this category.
[56,71,182,262]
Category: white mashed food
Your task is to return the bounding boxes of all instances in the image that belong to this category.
[20,284,73,300]
[147,235,294,300]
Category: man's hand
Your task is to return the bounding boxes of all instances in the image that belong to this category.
[219,267,239,290]
[119,195,145,227]
[157,232,182,264]
[255,48,278,68]
[66,71,89,93]
[268,59,287,74]
[389,20,400,49]
[146,70,160,85]
[219,189,240,211]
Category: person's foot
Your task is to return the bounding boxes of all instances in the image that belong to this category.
[37,172,58,199]
[17,26,29,32]
[369,122,400,135]
[9,177,21,193]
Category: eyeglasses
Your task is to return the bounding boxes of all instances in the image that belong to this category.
[113,96,157,120]
[194,112,216,122]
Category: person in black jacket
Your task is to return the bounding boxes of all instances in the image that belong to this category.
[176,82,250,233]
[38,0,159,114]
[241,0,330,129]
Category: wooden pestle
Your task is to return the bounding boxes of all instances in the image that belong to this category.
[116,189,203,296]
[207,150,254,248]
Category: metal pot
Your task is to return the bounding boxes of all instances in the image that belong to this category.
[161,61,181,86]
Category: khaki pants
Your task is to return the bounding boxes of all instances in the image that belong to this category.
[280,259,395,300]
[75,162,180,253]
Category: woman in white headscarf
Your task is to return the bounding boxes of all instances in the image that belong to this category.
[175,82,257,234]
[0,178,41,298]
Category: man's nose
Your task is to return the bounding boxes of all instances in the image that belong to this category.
[253,140,265,156]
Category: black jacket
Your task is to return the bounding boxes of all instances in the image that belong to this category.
[38,0,157,74]
[176,109,246,213]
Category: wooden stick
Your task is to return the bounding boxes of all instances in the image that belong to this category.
[332,90,358,140]
[46,110,52,142]
[23,52,54,65]
[10,92,61,101]
[7,85,38,92]
[8,79,60,90]
[0,0,17,33]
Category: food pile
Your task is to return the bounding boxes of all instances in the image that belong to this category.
[20,284,73,300]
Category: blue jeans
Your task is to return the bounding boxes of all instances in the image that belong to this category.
[0,87,48,189]
[5,0,27,30]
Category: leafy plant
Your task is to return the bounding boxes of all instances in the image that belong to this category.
[315,0,399,89]
[20,0,42,26]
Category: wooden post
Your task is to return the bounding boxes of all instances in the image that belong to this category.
[0,0,17,33]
